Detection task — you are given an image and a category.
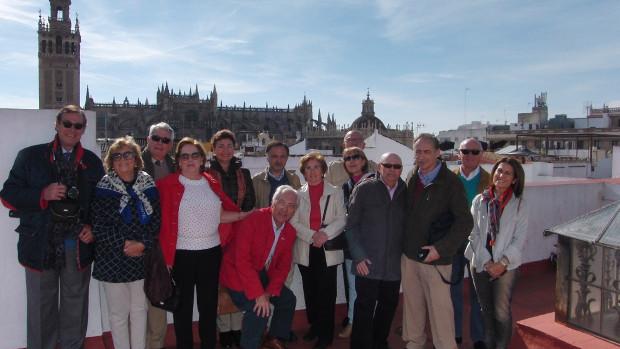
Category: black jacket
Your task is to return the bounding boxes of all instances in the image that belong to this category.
[404,162,473,265]
[345,177,407,281]
[207,157,255,211]
[0,142,104,270]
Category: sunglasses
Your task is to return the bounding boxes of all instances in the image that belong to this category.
[111,151,137,161]
[459,149,481,155]
[61,120,84,130]
[179,152,202,161]
[151,134,171,144]
[343,154,363,162]
[381,163,402,170]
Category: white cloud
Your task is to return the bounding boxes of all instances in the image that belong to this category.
[0,1,38,27]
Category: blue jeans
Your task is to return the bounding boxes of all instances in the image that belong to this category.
[471,267,518,349]
[450,253,484,342]
[228,270,296,349]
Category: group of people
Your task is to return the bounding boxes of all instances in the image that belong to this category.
[1,105,528,349]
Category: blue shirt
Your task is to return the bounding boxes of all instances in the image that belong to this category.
[418,160,442,186]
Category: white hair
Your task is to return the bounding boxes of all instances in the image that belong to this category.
[148,122,175,141]
[272,185,299,204]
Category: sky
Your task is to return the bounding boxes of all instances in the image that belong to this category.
[0,0,619,134]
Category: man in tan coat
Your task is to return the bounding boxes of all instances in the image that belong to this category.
[252,141,301,208]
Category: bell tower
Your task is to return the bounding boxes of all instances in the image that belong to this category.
[38,0,81,109]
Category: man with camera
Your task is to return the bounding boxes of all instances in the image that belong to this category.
[0,105,104,349]
[402,134,473,349]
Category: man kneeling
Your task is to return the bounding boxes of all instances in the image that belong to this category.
[221,185,299,349]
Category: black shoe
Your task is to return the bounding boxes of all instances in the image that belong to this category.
[456,336,463,344]
[341,316,350,327]
[313,342,329,349]
[288,331,298,342]
[303,330,317,342]
[473,341,487,349]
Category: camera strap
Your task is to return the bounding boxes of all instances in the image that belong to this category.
[321,195,331,227]
[435,265,462,286]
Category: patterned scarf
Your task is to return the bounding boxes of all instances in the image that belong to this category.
[96,170,156,224]
[482,186,513,252]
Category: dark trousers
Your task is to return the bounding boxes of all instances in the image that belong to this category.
[450,253,485,342]
[350,277,400,349]
[172,246,222,349]
[229,270,297,349]
[298,246,338,346]
[25,246,91,349]
[471,267,518,349]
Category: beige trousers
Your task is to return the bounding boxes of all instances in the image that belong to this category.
[146,303,168,349]
[401,256,457,349]
[102,280,148,349]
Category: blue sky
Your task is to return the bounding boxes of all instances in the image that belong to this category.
[1,0,619,134]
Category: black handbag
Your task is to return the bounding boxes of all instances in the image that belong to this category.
[151,278,180,312]
[321,195,347,251]
[144,243,180,312]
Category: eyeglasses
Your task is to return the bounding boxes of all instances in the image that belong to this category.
[179,152,202,161]
[111,151,137,161]
[459,149,481,155]
[61,120,84,130]
[151,135,171,144]
[343,154,362,162]
[381,163,402,170]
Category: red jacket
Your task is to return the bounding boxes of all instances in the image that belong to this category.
[157,172,239,266]
[220,207,296,300]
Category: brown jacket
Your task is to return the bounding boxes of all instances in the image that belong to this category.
[252,168,301,208]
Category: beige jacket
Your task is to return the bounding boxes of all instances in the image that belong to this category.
[325,159,378,187]
[252,168,302,208]
[291,181,346,267]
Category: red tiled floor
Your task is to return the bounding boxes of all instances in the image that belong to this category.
[97,261,558,349]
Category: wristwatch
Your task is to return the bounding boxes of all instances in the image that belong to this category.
[499,256,509,268]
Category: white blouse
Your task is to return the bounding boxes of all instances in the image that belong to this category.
[177,175,222,250]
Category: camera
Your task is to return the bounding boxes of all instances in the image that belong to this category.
[67,186,79,200]
[417,248,430,261]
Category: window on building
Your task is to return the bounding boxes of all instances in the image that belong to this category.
[41,40,46,53]
[56,8,63,21]
[56,36,62,54]
[64,42,69,54]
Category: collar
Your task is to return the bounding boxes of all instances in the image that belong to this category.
[459,166,480,181]
[268,168,286,181]
[418,160,442,186]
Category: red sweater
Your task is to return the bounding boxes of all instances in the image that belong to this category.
[157,172,239,266]
[220,207,296,300]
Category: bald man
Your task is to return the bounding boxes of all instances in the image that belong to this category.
[345,153,407,349]
[325,130,377,187]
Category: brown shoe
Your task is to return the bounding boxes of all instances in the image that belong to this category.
[338,324,352,338]
[262,335,287,349]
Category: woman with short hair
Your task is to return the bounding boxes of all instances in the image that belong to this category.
[466,157,527,349]
[157,137,250,349]
[91,136,161,349]
[292,152,346,349]
[206,129,255,348]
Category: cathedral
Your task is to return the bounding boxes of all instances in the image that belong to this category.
[37,0,413,151]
